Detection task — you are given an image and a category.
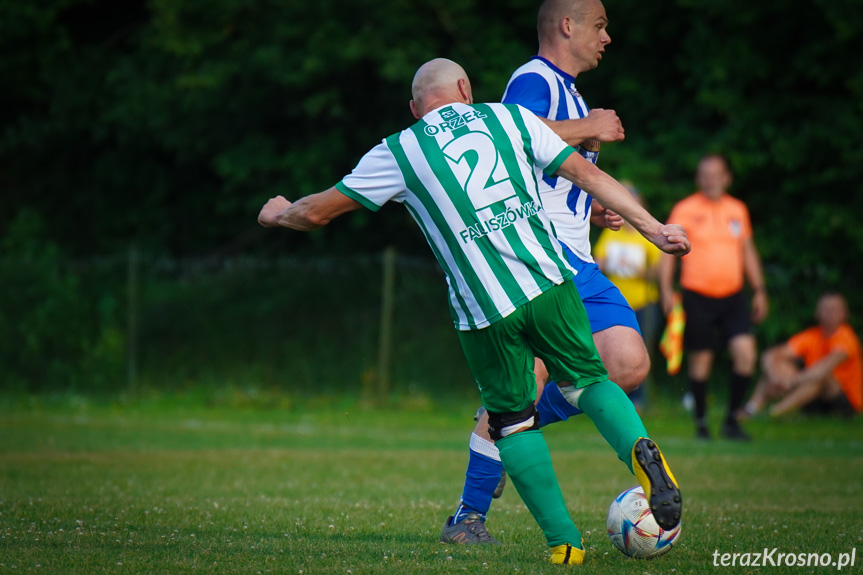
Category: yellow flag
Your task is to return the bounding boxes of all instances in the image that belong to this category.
[659,293,685,375]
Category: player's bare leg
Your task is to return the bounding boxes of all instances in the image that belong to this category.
[592,325,650,392]
[472,359,548,442]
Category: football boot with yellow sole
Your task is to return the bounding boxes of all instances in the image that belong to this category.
[632,437,682,530]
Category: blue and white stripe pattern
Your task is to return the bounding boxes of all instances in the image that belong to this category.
[502,56,599,263]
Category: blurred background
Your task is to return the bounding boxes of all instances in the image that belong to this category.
[2,0,862,404]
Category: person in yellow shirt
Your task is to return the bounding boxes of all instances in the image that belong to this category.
[594,183,663,410]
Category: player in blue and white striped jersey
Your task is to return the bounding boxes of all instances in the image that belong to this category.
[442,0,660,544]
[505,0,646,386]
[503,57,607,264]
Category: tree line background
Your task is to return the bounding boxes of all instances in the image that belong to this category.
[2,0,862,395]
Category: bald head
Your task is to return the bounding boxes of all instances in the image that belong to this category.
[538,0,599,43]
[410,58,473,119]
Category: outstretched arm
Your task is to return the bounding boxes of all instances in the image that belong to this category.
[258,187,363,231]
[554,154,690,256]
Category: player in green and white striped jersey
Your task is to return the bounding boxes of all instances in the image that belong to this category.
[258,58,688,565]
[335,97,576,331]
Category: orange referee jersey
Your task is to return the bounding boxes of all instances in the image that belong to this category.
[667,192,752,298]
[787,323,863,412]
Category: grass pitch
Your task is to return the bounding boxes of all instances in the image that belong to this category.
[1,398,861,574]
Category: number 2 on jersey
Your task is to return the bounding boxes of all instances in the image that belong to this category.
[443,132,517,211]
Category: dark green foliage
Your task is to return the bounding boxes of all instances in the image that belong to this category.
[0,211,123,391]
[4,0,858,259]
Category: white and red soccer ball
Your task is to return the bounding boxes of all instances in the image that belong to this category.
[607,486,681,558]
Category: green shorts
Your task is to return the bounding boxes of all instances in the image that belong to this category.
[457,281,609,414]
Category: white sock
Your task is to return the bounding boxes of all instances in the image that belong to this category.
[469,432,500,460]
[558,385,585,409]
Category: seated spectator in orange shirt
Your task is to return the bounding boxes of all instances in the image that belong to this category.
[744,293,862,417]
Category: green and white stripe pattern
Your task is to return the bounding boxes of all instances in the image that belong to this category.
[336,103,576,330]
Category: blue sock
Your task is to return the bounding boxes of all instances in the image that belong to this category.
[451,386,582,526]
[452,433,502,524]
[536,382,583,427]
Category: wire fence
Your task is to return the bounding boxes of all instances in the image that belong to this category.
[1,247,858,401]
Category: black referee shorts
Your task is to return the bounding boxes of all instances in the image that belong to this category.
[682,289,751,351]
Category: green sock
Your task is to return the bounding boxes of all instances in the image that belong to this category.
[496,430,582,547]
[578,379,648,473]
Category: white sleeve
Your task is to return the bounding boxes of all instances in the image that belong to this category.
[516,105,575,176]
[336,141,406,211]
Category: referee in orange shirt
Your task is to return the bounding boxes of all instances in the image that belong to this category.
[659,154,768,440]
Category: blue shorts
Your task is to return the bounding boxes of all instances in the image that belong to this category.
[560,243,641,335]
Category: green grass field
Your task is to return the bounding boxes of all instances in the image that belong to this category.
[1,397,861,574]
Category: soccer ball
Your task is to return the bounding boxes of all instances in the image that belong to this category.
[606,486,681,558]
